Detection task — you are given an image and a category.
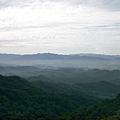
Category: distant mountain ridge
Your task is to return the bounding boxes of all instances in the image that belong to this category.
[0,53,120,70]
[0,53,120,60]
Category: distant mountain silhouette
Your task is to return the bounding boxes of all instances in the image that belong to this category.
[0,53,120,60]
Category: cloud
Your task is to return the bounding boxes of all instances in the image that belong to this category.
[0,0,39,8]
[89,0,120,11]
[67,0,120,11]
[0,0,120,11]
[60,0,120,11]
[0,0,120,55]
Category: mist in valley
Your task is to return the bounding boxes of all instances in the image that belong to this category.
[0,0,120,119]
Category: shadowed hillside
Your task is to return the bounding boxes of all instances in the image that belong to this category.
[0,75,97,120]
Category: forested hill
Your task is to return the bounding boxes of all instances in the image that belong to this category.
[28,69,120,85]
[0,75,96,120]
[71,94,120,120]
[0,75,120,120]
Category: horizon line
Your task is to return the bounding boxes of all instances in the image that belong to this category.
[0,52,120,56]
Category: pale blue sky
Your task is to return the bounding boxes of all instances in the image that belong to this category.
[0,0,120,55]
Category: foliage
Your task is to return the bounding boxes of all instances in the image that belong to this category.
[0,75,120,120]
[0,75,95,120]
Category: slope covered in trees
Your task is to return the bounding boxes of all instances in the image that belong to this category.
[0,75,96,120]
[71,94,120,120]
[0,75,120,120]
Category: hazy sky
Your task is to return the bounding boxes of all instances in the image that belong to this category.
[0,0,120,55]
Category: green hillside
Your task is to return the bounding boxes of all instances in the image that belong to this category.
[71,94,120,120]
[0,75,96,120]
[72,81,120,99]
[0,74,120,120]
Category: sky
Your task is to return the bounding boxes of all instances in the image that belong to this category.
[0,0,120,55]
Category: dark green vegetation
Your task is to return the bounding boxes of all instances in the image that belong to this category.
[0,73,120,120]
[71,94,120,120]
[31,79,120,99]
[72,81,120,99]
[1,66,120,84]
[28,68,120,84]
[0,75,96,120]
